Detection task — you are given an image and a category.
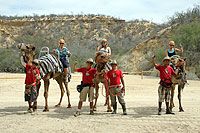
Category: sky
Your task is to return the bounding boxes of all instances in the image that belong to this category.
[0,0,199,23]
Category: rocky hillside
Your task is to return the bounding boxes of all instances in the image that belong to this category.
[120,5,200,79]
[0,14,162,72]
[0,6,200,79]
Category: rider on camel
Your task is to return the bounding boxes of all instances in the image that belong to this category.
[165,40,183,57]
[53,39,71,82]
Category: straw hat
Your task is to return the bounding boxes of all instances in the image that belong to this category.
[162,56,171,62]
[86,58,94,64]
[32,59,39,65]
[110,60,117,65]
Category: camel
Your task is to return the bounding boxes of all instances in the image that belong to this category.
[170,55,187,112]
[93,51,112,112]
[17,43,71,112]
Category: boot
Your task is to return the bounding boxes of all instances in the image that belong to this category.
[112,103,117,114]
[33,101,37,112]
[166,102,175,114]
[68,74,71,82]
[90,110,94,115]
[158,102,162,115]
[74,111,81,117]
[121,104,127,115]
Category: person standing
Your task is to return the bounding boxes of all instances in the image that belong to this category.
[152,56,177,115]
[20,56,41,113]
[74,58,96,117]
[107,60,127,115]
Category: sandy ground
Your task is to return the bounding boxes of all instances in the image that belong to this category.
[0,73,200,133]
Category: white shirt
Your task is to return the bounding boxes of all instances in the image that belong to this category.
[98,47,111,55]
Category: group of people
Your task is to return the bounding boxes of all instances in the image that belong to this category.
[21,38,184,116]
[73,38,126,116]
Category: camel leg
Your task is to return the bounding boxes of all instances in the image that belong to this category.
[64,81,71,108]
[93,83,99,111]
[178,84,184,112]
[104,79,112,112]
[106,96,112,112]
[43,79,50,112]
[104,91,108,106]
[55,78,65,107]
[170,85,175,111]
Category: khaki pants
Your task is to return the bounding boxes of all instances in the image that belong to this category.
[109,87,125,106]
[80,86,94,102]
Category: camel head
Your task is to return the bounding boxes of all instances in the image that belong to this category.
[171,55,187,85]
[170,55,185,67]
[95,51,110,64]
[17,43,36,62]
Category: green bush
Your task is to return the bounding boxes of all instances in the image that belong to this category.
[0,48,22,72]
[170,21,200,53]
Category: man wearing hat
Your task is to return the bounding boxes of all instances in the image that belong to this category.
[107,60,127,115]
[74,58,97,117]
[152,56,177,115]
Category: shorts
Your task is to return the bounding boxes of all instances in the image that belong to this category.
[60,57,69,68]
[158,85,171,102]
[80,86,94,102]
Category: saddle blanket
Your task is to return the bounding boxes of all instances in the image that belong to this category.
[38,54,63,78]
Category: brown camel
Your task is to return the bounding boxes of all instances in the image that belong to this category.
[93,51,112,112]
[18,43,71,111]
[170,55,187,112]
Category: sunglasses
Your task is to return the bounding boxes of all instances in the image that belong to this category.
[60,43,64,44]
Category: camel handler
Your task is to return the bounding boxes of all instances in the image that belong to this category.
[74,58,97,117]
[20,56,41,113]
[107,60,127,115]
[152,56,178,115]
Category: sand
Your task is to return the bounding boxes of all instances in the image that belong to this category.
[0,73,200,133]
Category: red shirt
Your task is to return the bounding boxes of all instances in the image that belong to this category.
[33,67,41,84]
[25,64,37,85]
[76,67,96,85]
[107,69,123,86]
[155,64,175,83]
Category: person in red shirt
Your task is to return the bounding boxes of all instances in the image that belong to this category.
[74,58,96,117]
[107,60,127,115]
[152,56,177,115]
[21,56,41,113]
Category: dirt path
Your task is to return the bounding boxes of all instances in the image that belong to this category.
[0,73,200,133]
